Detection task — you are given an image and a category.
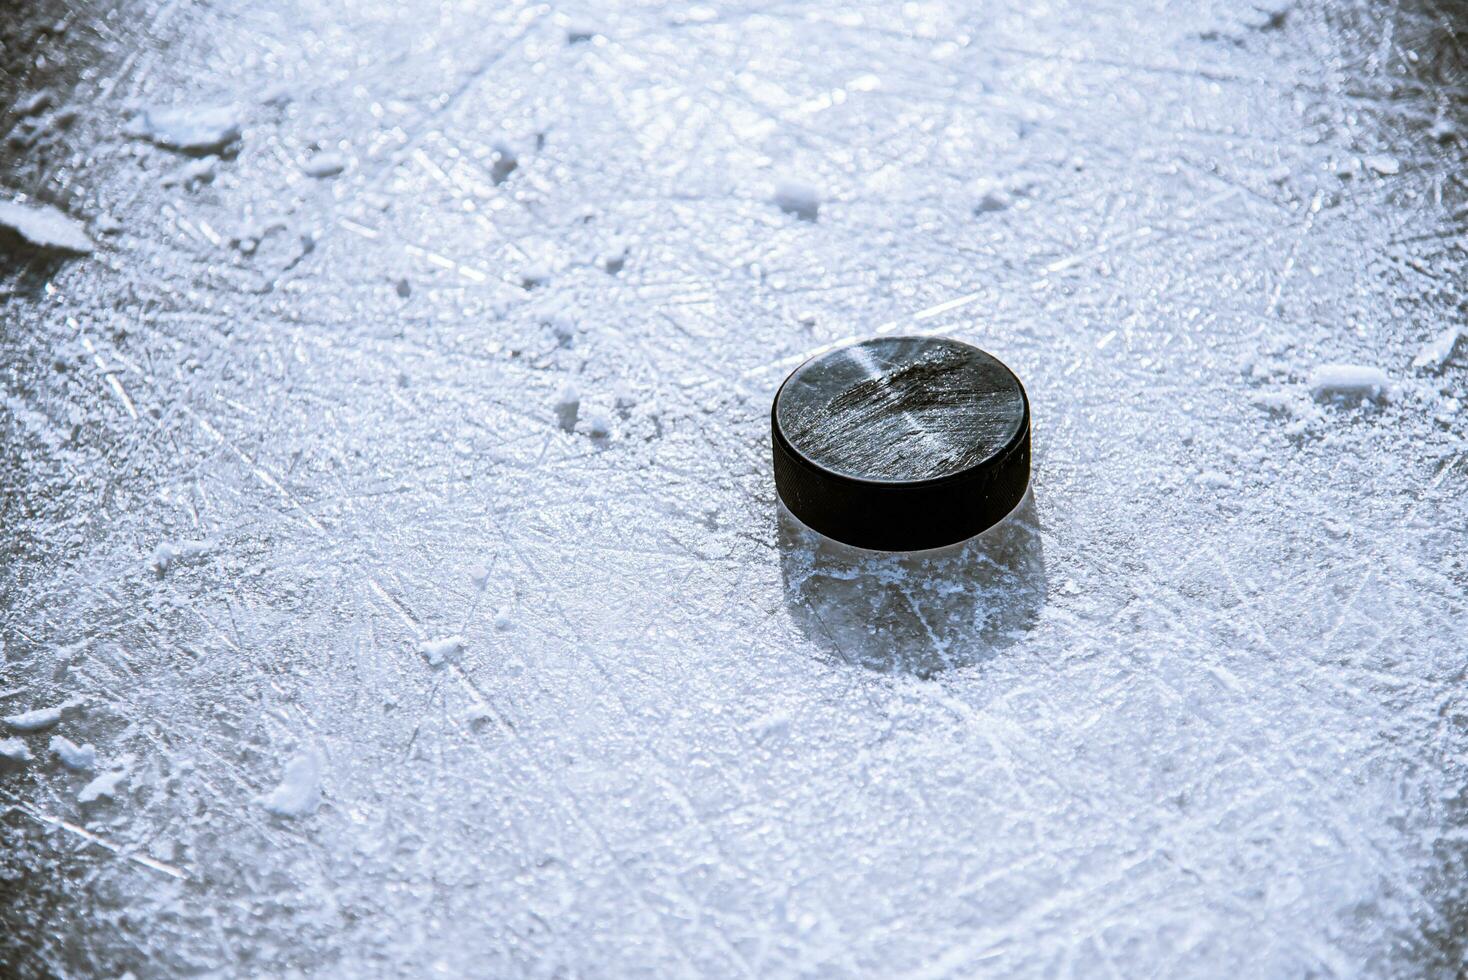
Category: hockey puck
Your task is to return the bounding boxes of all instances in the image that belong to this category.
[771,336,1030,551]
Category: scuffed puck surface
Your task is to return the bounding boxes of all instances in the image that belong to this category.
[775,337,1026,482]
[773,337,1030,550]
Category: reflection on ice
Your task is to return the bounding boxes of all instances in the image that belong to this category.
[779,492,1046,676]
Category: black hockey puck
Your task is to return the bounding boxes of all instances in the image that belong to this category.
[771,336,1030,551]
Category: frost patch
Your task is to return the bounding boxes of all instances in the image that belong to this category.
[0,199,93,254]
[257,747,324,817]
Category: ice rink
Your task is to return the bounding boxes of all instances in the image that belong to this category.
[2,0,1465,975]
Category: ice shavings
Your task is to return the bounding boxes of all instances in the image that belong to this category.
[0,199,93,254]
[583,408,613,438]
[1363,154,1401,176]
[0,737,33,763]
[750,711,792,742]
[302,151,347,178]
[774,179,820,220]
[1309,364,1392,403]
[78,767,128,804]
[554,381,580,432]
[971,173,1037,214]
[125,104,242,154]
[418,635,466,666]
[257,748,324,817]
[1413,326,1462,372]
[149,539,213,574]
[161,157,217,189]
[490,139,519,184]
[4,705,64,733]
[50,735,97,770]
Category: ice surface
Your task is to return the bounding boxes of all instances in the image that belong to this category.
[0,199,93,254]
[2,0,1466,976]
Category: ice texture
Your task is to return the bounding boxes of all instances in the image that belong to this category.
[1,0,1466,976]
[0,199,93,253]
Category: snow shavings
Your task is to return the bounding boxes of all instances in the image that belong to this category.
[0,199,94,254]
[1413,326,1462,372]
[302,151,348,178]
[774,178,820,220]
[1309,364,1392,403]
[78,768,128,804]
[1195,470,1236,490]
[149,539,213,574]
[1363,154,1401,176]
[971,173,1037,214]
[4,705,65,733]
[750,710,792,743]
[160,157,217,189]
[125,104,243,154]
[257,748,325,817]
[50,735,97,770]
[554,380,580,431]
[0,737,34,763]
[417,634,466,666]
[583,408,613,438]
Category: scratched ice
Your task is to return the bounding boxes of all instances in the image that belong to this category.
[1,0,1465,977]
